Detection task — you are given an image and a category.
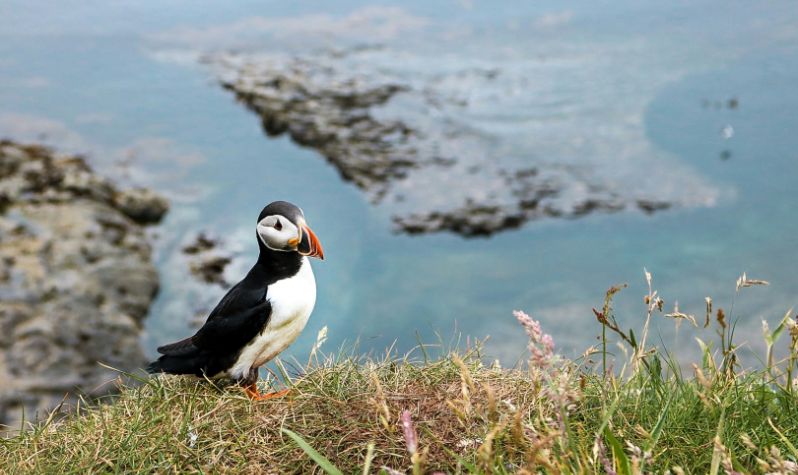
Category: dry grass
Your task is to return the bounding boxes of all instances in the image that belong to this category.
[3,348,797,474]
[2,272,798,474]
[0,352,544,474]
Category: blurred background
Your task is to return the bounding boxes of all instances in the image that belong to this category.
[1,1,797,419]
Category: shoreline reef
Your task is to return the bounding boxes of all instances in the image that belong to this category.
[0,140,168,429]
[215,51,673,238]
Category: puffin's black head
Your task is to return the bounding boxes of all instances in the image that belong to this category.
[256,201,324,260]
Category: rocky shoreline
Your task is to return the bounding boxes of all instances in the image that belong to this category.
[215,51,674,237]
[0,141,168,429]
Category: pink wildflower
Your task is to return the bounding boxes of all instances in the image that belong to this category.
[514,310,555,368]
[400,409,418,455]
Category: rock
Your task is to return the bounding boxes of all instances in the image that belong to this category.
[221,63,415,200]
[0,141,167,430]
[181,232,218,255]
[113,188,169,224]
[636,200,671,214]
[182,233,231,287]
[212,50,691,237]
[189,256,232,287]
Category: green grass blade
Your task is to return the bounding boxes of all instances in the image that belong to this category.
[281,428,344,475]
[603,427,631,475]
[709,406,726,475]
[440,444,479,472]
[768,418,798,459]
[770,309,793,345]
[595,393,622,439]
[647,393,672,450]
[274,358,295,388]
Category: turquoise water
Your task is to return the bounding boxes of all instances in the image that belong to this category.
[1,1,796,367]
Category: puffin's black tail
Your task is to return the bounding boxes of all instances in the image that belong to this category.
[146,337,207,376]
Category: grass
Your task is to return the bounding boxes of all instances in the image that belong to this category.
[1,273,797,474]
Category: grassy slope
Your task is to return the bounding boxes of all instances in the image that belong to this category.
[2,279,798,474]
[1,349,797,474]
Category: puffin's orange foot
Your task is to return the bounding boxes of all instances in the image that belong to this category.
[243,383,291,401]
[256,388,291,401]
[243,382,262,400]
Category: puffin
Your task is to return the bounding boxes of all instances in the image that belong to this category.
[147,201,324,400]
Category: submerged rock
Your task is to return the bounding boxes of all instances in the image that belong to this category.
[213,50,714,237]
[0,141,167,429]
[221,59,415,202]
[182,233,231,287]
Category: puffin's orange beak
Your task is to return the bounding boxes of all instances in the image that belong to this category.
[297,225,324,260]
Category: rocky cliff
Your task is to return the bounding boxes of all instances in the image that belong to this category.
[0,141,167,429]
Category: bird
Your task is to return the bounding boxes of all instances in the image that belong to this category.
[147,201,324,400]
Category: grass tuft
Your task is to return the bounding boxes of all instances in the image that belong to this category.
[1,272,797,473]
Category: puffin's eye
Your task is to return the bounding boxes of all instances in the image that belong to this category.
[274,218,282,231]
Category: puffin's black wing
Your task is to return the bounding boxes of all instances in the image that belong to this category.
[149,280,272,375]
[191,299,272,351]
[155,337,195,356]
[205,280,266,322]
[191,280,271,349]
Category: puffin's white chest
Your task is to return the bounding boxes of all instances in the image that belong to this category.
[230,258,316,378]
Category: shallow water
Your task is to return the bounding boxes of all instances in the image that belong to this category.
[1,1,797,367]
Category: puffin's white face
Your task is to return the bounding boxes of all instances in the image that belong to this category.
[257,214,302,252]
